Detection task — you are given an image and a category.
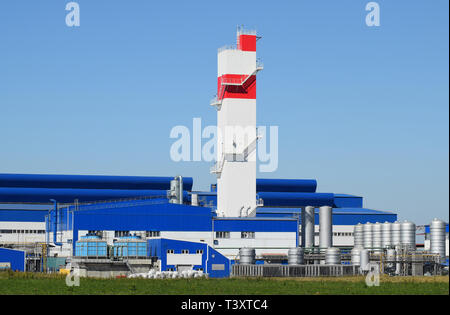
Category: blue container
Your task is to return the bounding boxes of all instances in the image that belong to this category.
[113,236,147,257]
[75,235,107,257]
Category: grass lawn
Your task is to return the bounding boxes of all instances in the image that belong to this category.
[0,271,448,295]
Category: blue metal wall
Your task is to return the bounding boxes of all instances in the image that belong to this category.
[0,248,26,271]
[213,217,298,232]
[147,238,230,278]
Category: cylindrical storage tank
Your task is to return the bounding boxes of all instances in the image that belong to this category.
[400,220,416,250]
[386,249,396,268]
[325,247,341,265]
[372,222,383,253]
[239,248,255,265]
[75,235,107,258]
[430,218,446,259]
[353,224,364,248]
[288,247,304,265]
[319,206,333,251]
[351,247,361,266]
[304,206,315,249]
[363,223,373,250]
[381,222,392,249]
[391,221,401,247]
[360,249,370,271]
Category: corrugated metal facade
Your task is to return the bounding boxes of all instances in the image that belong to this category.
[0,247,26,271]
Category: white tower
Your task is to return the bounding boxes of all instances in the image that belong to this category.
[211,27,263,217]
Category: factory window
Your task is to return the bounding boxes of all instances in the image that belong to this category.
[196,250,203,254]
[182,250,189,254]
[146,231,160,238]
[115,231,130,237]
[167,250,174,254]
[216,231,230,239]
[241,232,255,239]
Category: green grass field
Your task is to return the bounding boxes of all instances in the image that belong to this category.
[0,271,448,295]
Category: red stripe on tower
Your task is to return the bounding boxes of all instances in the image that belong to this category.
[238,35,257,52]
[217,75,256,100]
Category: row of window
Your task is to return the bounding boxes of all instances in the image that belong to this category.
[215,232,255,239]
[166,249,204,254]
[0,230,46,234]
[112,231,161,238]
[333,232,353,237]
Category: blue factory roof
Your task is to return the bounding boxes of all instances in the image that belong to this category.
[0,187,175,203]
[0,173,194,191]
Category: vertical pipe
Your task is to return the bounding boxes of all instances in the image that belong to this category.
[319,206,332,251]
[304,206,315,250]
[300,207,305,248]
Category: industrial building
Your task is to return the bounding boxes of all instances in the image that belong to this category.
[0,28,447,278]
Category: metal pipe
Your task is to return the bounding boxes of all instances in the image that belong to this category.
[50,199,62,246]
[304,206,315,249]
[319,206,332,251]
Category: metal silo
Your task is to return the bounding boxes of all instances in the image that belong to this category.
[381,222,392,249]
[351,247,361,266]
[325,247,341,265]
[319,206,332,251]
[304,206,315,249]
[391,221,402,247]
[400,220,416,250]
[372,222,383,253]
[353,224,364,248]
[360,249,370,272]
[363,223,373,250]
[430,218,446,259]
[288,247,304,265]
[239,248,255,265]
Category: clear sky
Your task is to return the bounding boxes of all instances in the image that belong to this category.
[0,1,448,224]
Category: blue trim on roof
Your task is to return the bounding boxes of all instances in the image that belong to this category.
[0,210,48,222]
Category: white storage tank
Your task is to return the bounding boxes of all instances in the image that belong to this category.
[391,221,402,247]
[288,247,304,265]
[363,223,373,250]
[400,220,416,250]
[353,224,364,248]
[351,247,361,266]
[372,222,383,253]
[430,218,446,259]
[325,247,341,265]
[239,248,255,265]
[381,222,392,249]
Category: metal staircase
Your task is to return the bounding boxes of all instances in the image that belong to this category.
[210,61,264,110]
[210,133,261,177]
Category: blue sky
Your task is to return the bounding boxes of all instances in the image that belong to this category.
[0,1,448,224]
